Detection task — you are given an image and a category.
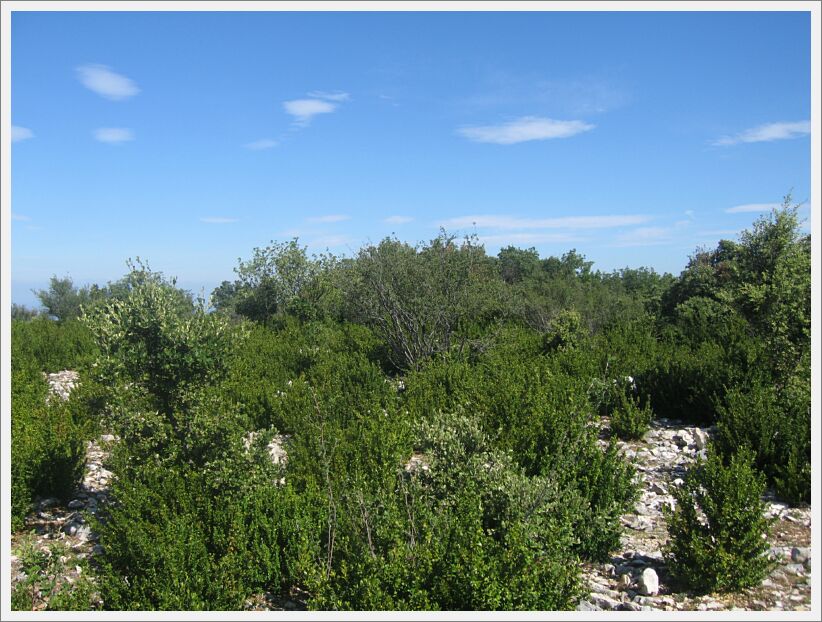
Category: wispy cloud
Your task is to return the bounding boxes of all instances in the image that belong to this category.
[11,125,34,142]
[94,127,134,144]
[440,214,650,230]
[12,213,31,222]
[459,74,630,117]
[200,217,238,224]
[613,227,673,247]
[312,234,355,248]
[725,202,780,214]
[307,214,350,223]
[713,121,810,146]
[307,90,350,102]
[458,116,594,145]
[384,215,414,225]
[284,99,338,126]
[479,233,585,245]
[76,64,139,100]
[244,138,278,150]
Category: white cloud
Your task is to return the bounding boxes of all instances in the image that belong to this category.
[457,116,594,145]
[307,91,350,102]
[307,214,350,223]
[283,98,338,126]
[244,138,278,150]
[11,125,34,142]
[612,227,672,247]
[384,215,414,225]
[713,121,810,146]
[200,217,238,224]
[440,214,650,230]
[725,203,780,214]
[76,64,139,100]
[12,213,31,221]
[94,127,134,144]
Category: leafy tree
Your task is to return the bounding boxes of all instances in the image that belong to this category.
[351,232,505,370]
[497,246,541,284]
[34,276,94,322]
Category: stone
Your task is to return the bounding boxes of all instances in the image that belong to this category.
[576,601,601,612]
[791,547,810,564]
[693,429,709,450]
[68,499,85,509]
[590,593,621,610]
[637,568,659,596]
[618,573,632,589]
[649,481,668,495]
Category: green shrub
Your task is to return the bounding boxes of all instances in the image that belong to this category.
[83,268,243,418]
[714,376,810,504]
[664,447,773,593]
[542,309,587,352]
[11,367,87,530]
[610,393,653,441]
[305,410,583,610]
[95,452,311,610]
[12,317,98,374]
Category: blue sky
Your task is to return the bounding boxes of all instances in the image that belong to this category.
[10,10,812,307]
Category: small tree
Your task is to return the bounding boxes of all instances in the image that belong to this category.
[352,232,504,370]
[664,447,773,593]
[34,276,93,322]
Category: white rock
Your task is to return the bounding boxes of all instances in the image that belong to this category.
[637,568,659,596]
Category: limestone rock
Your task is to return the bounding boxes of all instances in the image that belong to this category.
[637,568,659,596]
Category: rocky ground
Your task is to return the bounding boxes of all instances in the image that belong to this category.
[578,417,812,612]
[11,373,813,612]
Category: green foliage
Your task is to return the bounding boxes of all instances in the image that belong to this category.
[402,341,637,563]
[11,200,809,610]
[34,275,97,322]
[305,411,583,610]
[542,309,587,352]
[664,447,773,594]
[12,317,98,374]
[94,451,309,610]
[11,367,87,531]
[83,266,242,418]
[220,238,338,323]
[12,303,43,321]
[350,232,505,371]
[610,392,653,441]
[714,375,810,503]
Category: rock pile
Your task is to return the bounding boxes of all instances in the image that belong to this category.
[44,370,80,402]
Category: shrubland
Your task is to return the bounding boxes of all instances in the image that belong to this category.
[10,199,811,609]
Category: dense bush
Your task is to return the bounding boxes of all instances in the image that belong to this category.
[350,233,505,371]
[304,411,583,610]
[664,447,773,593]
[610,393,653,441]
[11,367,87,530]
[94,445,311,610]
[12,317,98,374]
[714,374,810,503]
